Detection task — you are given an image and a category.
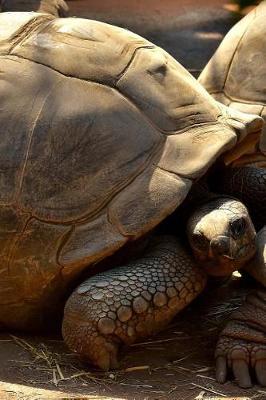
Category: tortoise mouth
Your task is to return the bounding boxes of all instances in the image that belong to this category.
[222,241,256,261]
[197,240,256,277]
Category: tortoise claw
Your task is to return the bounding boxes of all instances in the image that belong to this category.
[232,358,252,389]
[215,289,266,387]
[215,336,266,387]
[215,356,227,384]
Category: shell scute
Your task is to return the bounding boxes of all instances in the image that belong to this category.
[117,47,220,133]
[9,16,153,85]
[19,76,161,222]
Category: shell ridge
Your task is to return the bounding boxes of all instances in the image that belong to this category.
[32,140,161,226]
[116,45,155,84]
[156,164,196,181]
[10,37,225,136]
[216,90,266,108]
[6,214,33,276]
[15,77,64,203]
[6,15,54,54]
[7,51,222,139]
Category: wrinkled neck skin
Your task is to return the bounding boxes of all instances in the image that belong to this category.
[1,0,69,16]
[185,181,257,278]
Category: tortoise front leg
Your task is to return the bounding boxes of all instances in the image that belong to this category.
[216,290,266,388]
[216,227,266,388]
[62,236,206,370]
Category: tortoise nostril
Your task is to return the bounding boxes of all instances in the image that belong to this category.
[230,217,246,239]
[191,232,209,250]
[210,236,230,256]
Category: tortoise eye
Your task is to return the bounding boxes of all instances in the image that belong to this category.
[191,232,209,250]
[230,217,246,239]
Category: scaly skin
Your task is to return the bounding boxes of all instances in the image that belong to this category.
[62,236,206,370]
[62,198,256,370]
[216,290,266,388]
[216,226,266,388]
[215,166,266,230]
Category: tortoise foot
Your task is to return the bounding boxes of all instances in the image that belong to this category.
[62,236,206,370]
[215,290,266,388]
[62,316,119,370]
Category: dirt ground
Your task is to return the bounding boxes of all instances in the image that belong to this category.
[1,1,264,400]
[1,277,265,400]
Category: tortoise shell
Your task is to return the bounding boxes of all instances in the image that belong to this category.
[0,12,253,329]
[199,1,266,167]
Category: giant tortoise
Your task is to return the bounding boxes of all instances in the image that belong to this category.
[0,5,265,388]
[199,1,266,229]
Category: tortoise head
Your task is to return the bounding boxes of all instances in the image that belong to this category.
[186,198,256,277]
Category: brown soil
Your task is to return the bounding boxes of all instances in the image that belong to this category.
[68,0,227,16]
[0,1,262,399]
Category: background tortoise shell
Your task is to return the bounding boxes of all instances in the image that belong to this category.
[199,1,266,167]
